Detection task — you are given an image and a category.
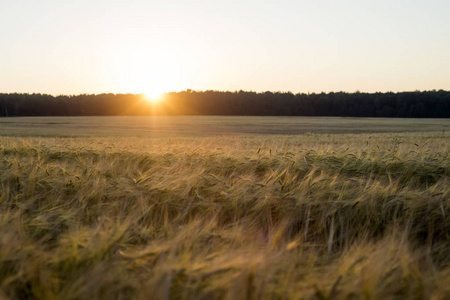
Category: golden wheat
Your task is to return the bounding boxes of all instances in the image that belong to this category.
[0,132,449,299]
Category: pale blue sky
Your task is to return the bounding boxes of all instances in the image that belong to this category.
[1,0,449,95]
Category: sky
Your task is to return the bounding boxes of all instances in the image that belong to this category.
[1,0,449,96]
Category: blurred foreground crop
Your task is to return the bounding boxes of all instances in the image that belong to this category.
[0,132,449,299]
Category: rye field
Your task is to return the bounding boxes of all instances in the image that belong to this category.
[0,117,449,299]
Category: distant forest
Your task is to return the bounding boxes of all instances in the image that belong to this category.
[1,90,449,117]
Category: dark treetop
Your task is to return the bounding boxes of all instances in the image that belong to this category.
[1,90,449,118]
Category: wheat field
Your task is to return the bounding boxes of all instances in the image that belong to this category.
[0,120,449,299]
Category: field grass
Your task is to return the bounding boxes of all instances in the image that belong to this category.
[0,117,449,299]
[0,116,448,136]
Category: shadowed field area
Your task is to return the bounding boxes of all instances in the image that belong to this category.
[0,116,448,136]
[0,130,449,299]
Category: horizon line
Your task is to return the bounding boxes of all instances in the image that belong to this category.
[1,89,449,97]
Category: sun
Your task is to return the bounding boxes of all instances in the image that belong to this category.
[113,47,181,102]
[143,91,164,103]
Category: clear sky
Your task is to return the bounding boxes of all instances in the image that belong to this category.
[1,0,449,96]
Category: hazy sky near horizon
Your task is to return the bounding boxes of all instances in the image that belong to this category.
[1,0,449,96]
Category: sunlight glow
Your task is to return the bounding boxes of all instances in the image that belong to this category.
[111,46,182,99]
[143,91,164,103]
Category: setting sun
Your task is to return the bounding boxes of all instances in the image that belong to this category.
[143,91,164,103]
[109,45,182,100]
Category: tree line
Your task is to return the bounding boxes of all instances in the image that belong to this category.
[0,90,449,117]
